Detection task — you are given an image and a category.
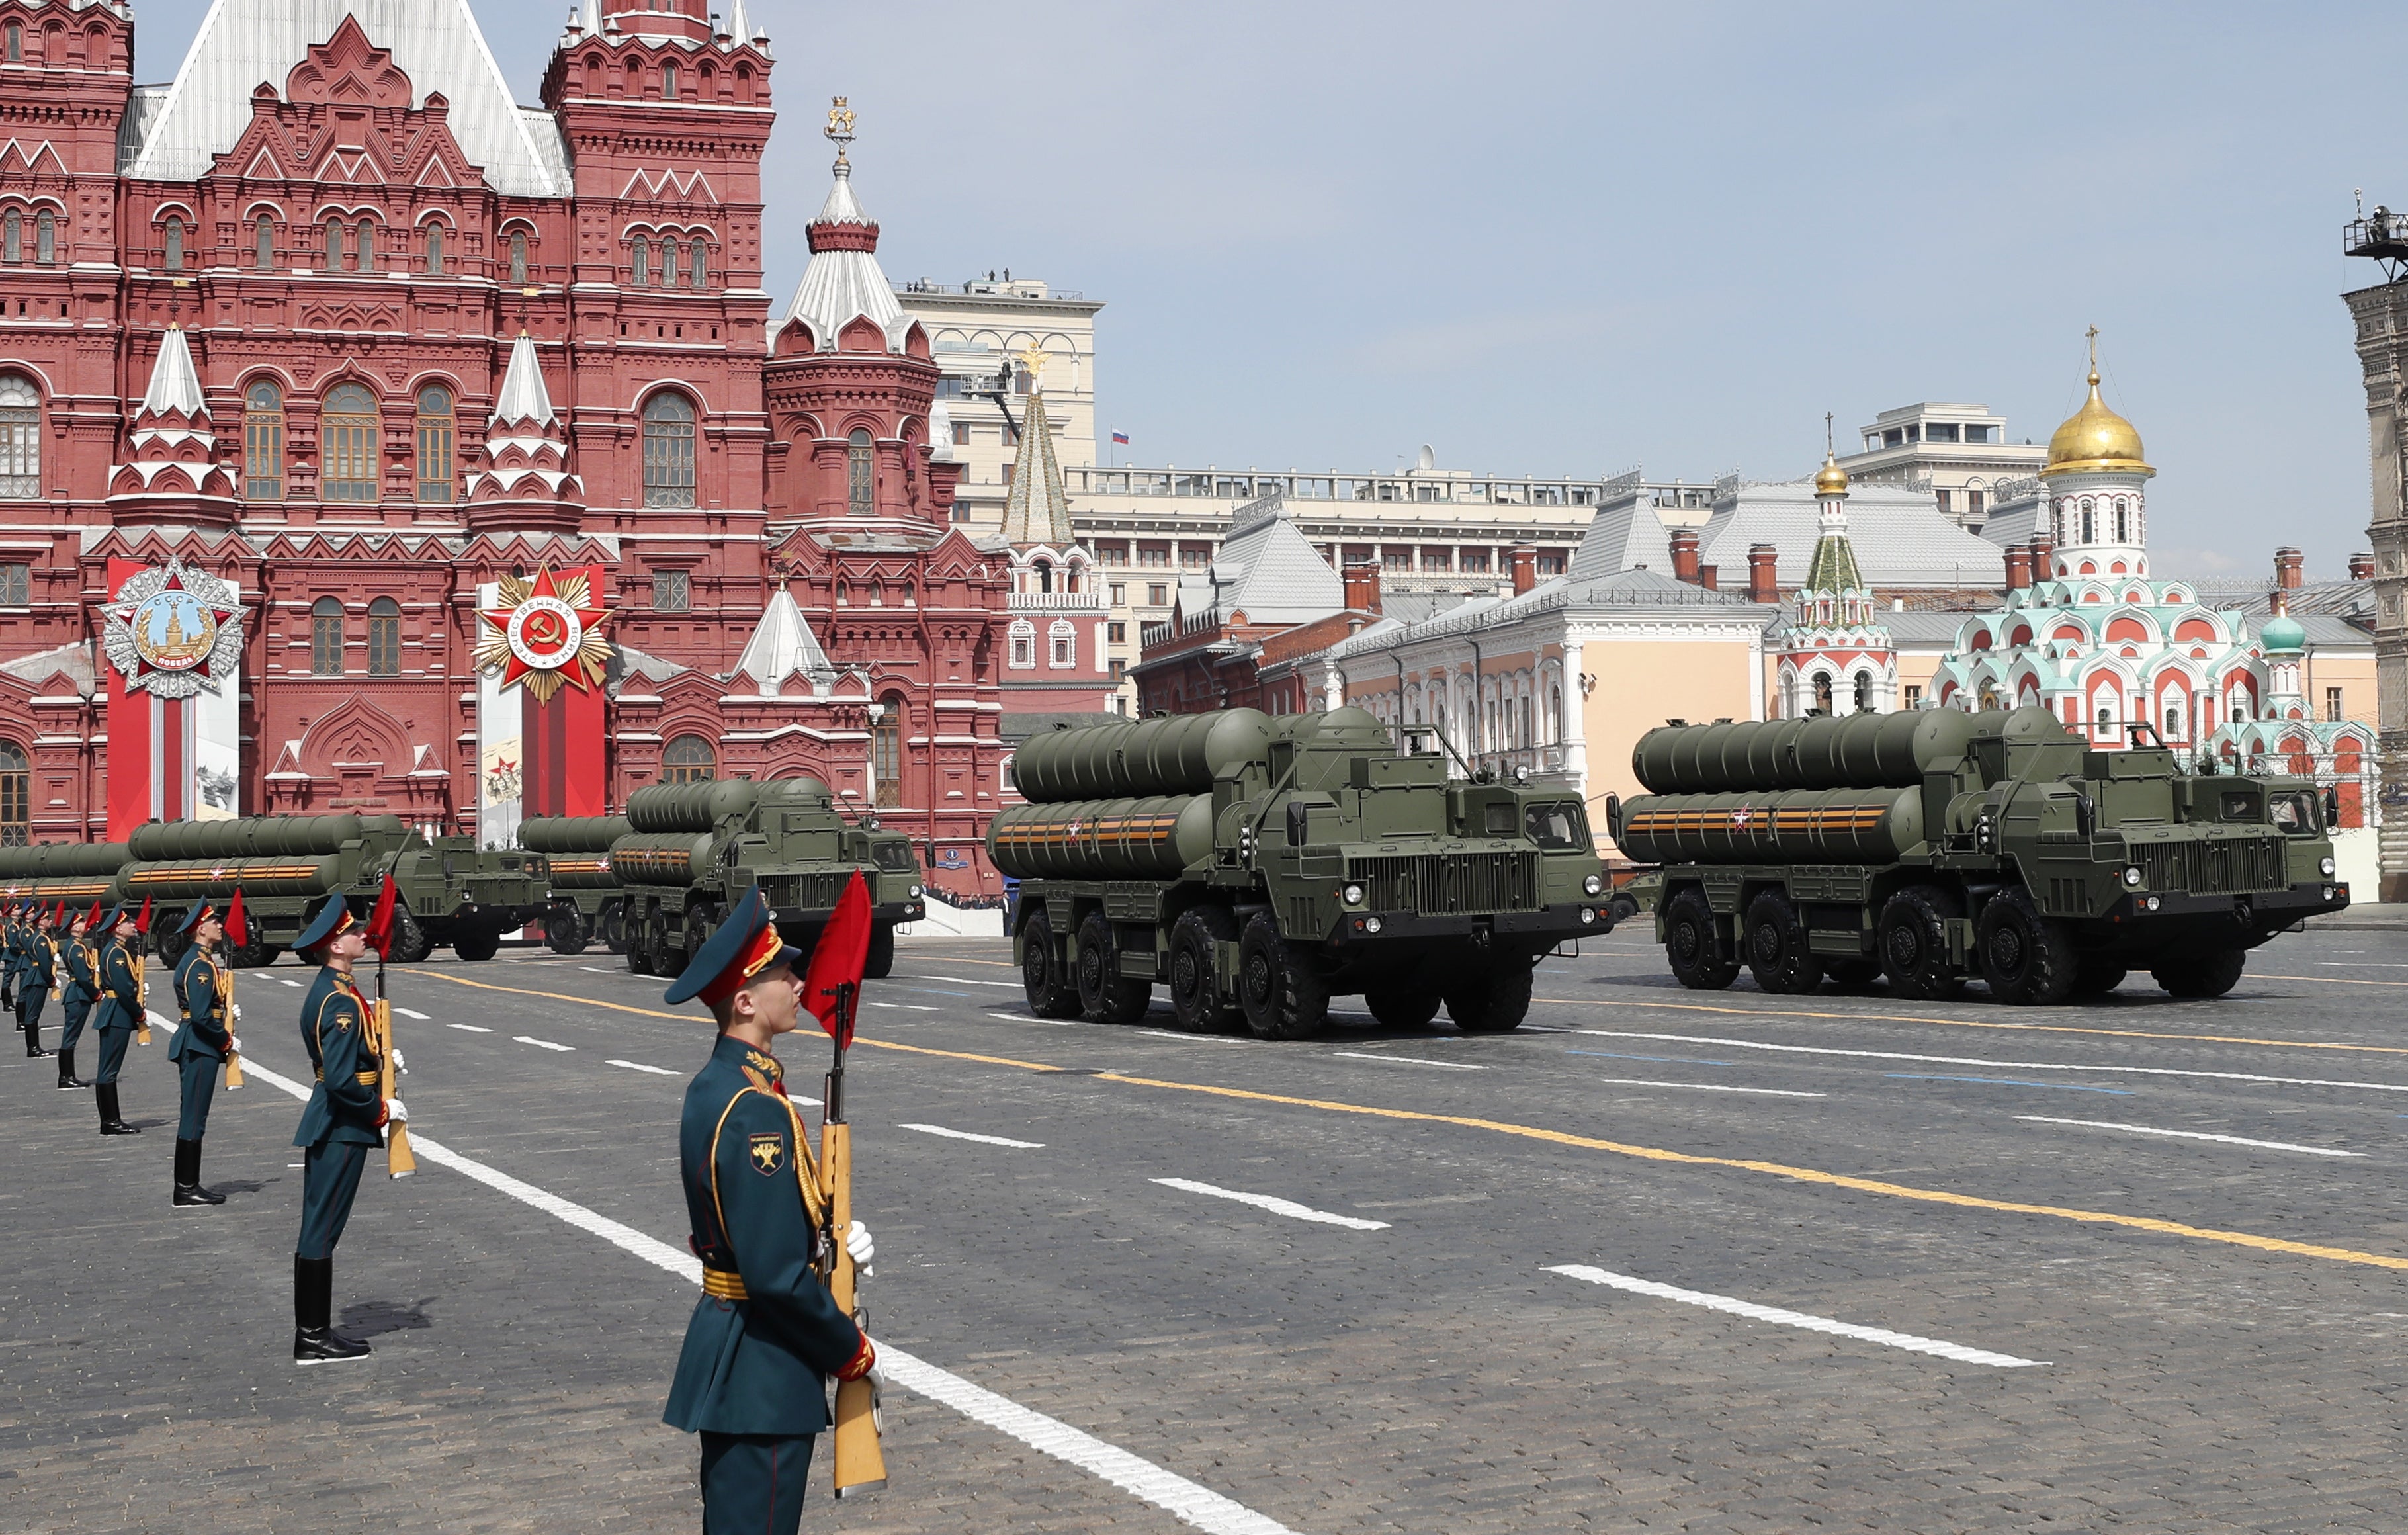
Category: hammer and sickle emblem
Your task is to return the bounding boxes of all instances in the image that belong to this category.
[748,1132,784,1176]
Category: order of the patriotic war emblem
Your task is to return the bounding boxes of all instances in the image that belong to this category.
[101,556,242,700]
[474,564,615,705]
[748,1132,785,1175]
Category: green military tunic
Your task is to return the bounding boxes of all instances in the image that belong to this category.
[87,936,142,1086]
[292,964,382,1260]
[170,945,230,1142]
[57,931,95,1053]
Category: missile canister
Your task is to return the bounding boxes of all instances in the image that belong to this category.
[610,832,720,886]
[1011,711,1274,803]
[1615,786,1925,865]
[987,794,1216,879]
[626,779,770,835]
[519,815,631,889]
[126,854,347,900]
[126,814,398,861]
[0,841,131,879]
[1632,711,1985,793]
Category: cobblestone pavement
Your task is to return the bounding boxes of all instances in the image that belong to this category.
[8,925,2408,1532]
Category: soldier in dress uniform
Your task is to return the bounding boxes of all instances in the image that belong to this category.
[169,900,240,1207]
[20,904,56,1059]
[54,904,96,1090]
[289,894,403,1364]
[88,904,146,1135]
[662,890,877,1535]
[1,900,22,1018]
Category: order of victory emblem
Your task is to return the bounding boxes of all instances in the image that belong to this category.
[101,558,242,700]
[474,565,614,705]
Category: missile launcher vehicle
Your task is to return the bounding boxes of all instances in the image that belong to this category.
[1608,706,2350,1003]
[988,707,1614,1039]
[517,814,632,955]
[0,842,133,912]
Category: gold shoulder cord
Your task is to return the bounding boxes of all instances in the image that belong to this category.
[706,1087,830,1277]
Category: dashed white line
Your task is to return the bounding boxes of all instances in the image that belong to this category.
[1150,1178,1390,1230]
[1548,1265,2047,1368]
[394,1006,431,1021]
[899,1123,1045,1149]
[1329,1050,1484,1071]
[275,976,304,988]
[448,1023,494,1033]
[2014,1116,2368,1157]
[867,1000,939,1012]
[1594,1078,1825,1098]
[916,973,1025,988]
[607,1059,679,1076]
[514,1035,576,1052]
[578,967,617,975]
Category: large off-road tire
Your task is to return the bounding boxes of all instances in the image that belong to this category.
[2153,949,2247,998]
[1365,988,1442,1030]
[2071,958,2128,996]
[545,906,590,957]
[1663,887,1739,990]
[1019,910,1081,1018]
[865,922,896,981]
[1877,885,1963,1002]
[1976,888,2077,1006]
[1167,907,1240,1034]
[451,926,501,963]
[1445,959,1533,1033]
[1237,912,1329,1041]
[1607,891,1643,927]
[388,907,434,965]
[626,906,660,977]
[1076,913,1152,1026]
[602,900,628,956]
[683,907,720,974]
[1743,890,1825,995]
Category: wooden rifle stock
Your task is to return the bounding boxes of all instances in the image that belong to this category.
[823,981,886,1496]
[218,949,243,1090]
[132,949,150,1045]
[372,997,416,1178]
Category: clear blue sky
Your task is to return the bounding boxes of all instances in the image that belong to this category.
[135,2,2408,579]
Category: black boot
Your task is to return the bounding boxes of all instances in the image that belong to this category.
[292,1256,369,1364]
[54,1047,87,1089]
[173,1138,225,1207]
[24,1020,51,1058]
[97,1084,140,1135]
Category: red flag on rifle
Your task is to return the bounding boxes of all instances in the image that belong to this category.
[363,873,398,959]
[226,887,248,950]
[134,895,152,934]
[800,870,873,1048]
[82,899,101,929]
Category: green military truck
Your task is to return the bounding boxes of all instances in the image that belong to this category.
[989,707,1613,1039]
[0,842,132,913]
[1608,706,2351,1004]
[611,778,925,981]
[517,814,632,956]
[125,814,550,965]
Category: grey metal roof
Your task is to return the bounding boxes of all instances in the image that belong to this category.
[1185,495,1344,626]
[123,1,567,197]
[1565,497,1674,581]
[1698,478,2006,588]
[780,161,912,354]
[1311,566,1769,667]
[0,639,97,697]
[727,589,836,693]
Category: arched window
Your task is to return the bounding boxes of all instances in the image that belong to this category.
[662,734,716,784]
[1009,619,1034,668]
[1032,558,1053,594]
[869,579,884,607]
[848,429,873,515]
[872,694,903,808]
[322,382,380,502]
[641,392,697,507]
[163,215,185,271]
[631,236,649,286]
[901,580,916,607]
[688,240,707,288]
[244,380,284,501]
[1813,674,1834,715]
[3,24,18,63]
[1853,672,1873,712]
[2164,699,2184,738]
[509,230,528,285]
[660,237,678,287]
[34,209,52,265]
[424,223,444,274]
[324,220,344,271]
[2,209,19,265]
[415,385,454,504]
[0,374,39,498]
[1050,619,1074,668]
[0,740,24,846]
[661,60,680,99]
[2114,499,2128,543]
[834,578,850,606]
[311,597,345,675]
[2079,498,2095,543]
[354,220,374,272]
[366,596,402,676]
[255,216,273,270]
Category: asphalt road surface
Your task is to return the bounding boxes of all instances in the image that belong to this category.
[9,922,2408,1533]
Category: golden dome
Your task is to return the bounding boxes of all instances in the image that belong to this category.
[1813,451,1849,497]
[2044,367,2151,477]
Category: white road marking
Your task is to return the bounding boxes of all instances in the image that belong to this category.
[866,1000,939,1012]
[1329,1051,1484,1071]
[394,1006,431,1021]
[275,976,303,988]
[607,1059,679,1076]
[194,1020,1297,1535]
[578,967,617,976]
[990,1011,1076,1026]
[1137,1029,1246,1045]
[1575,1028,2408,1096]
[918,974,1025,988]
[899,1123,1045,1149]
[513,1035,575,1052]
[1150,1178,1391,1230]
[2014,1116,2368,1157]
[1594,1077,1825,1098]
[1548,1265,2047,1368]
[448,1023,494,1033]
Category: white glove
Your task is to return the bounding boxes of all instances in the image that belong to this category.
[383,1097,409,1125]
[232,1004,243,1022]
[228,1036,244,1055]
[846,1219,875,1273]
[392,1049,408,1074]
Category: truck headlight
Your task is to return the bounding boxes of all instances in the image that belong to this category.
[911,884,924,897]
[1342,883,1365,906]
[1580,906,1597,924]
[1363,914,1383,934]
[1582,874,1604,897]
[2319,856,2337,877]
[2123,866,2143,887]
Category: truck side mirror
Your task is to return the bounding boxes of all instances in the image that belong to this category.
[1285,799,1309,846]
[2073,793,2095,840]
[1602,794,1621,840]
[2323,787,2341,828]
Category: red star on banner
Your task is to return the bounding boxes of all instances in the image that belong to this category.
[477,566,611,697]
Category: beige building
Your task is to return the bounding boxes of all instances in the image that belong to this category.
[2343,217,2408,899]
[1838,402,2049,533]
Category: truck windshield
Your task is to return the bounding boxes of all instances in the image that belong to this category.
[871,843,917,871]
[2269,790,2321,836]
[1524,801,1588,850]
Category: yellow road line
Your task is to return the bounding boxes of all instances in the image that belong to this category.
[414,968,2408,1273]
[1541,993,2408,1058]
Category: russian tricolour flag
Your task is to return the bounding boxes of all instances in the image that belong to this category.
[1111,430,1130,445]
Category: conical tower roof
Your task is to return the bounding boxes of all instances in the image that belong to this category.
[999,363,1074,547]
[140,325,208,419]
[729,588,836,695]
[491,331,556,428]
[778,98,909,354]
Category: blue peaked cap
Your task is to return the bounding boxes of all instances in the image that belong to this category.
[294,893,355,954]
[175,899,217,936]
[664,889,807,1008]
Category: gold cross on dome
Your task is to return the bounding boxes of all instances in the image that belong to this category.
[2086,324,2099,370]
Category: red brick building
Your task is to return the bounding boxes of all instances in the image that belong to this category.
[0,0,1023,898]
